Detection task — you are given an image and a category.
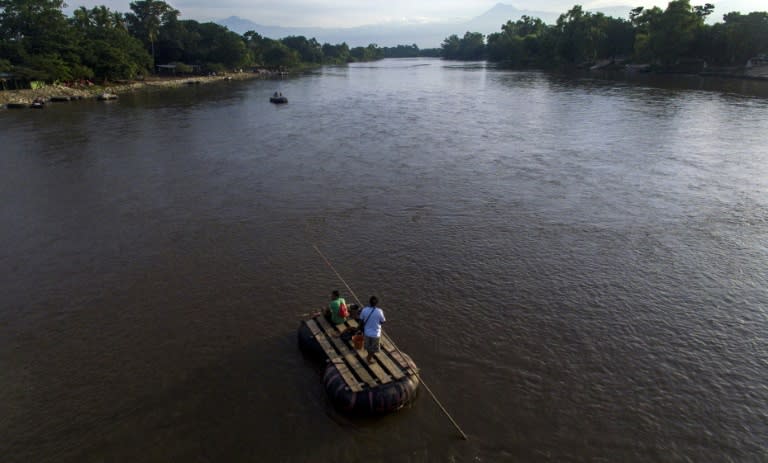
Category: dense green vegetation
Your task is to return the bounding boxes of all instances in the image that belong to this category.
[380,44,441,58]
[3,0,764,84]
[0,0,420,83]
[443,1,768,70]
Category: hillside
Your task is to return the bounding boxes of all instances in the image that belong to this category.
[217,3,635,48]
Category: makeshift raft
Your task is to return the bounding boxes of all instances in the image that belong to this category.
[298,314,420,414]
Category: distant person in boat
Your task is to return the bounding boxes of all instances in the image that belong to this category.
[273,91,279,98]
[358,296,386,364]
[325,290,349,325]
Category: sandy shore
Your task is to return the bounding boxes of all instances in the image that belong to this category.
[0,71,269,106]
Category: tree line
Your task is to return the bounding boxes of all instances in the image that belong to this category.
[441,1,768,70]
[0,0,436,83]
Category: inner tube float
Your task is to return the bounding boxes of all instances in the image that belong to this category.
[323,352,420,415]
[298,315,420,415]
[297,318,326,360]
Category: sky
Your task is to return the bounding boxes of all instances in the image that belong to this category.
[63,0,767,28]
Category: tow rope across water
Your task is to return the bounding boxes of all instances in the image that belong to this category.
[312,243,469,440]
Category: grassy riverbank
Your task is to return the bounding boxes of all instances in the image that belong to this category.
[0,71,267,106]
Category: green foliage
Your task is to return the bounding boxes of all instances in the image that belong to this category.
[70,6,151,80]
[381,44,421,58]
[281,36,323,63]
[4,0,762,84]
[0,0,69,48]
[126,0,179,64]
[554,6,631,64]
[321,42,350,64]
[441,32,485,60]
[487,16,550,66]
[710,12,768,65]
[15,53,72,80]
[446,1,767,71]
[170,61,193,73]
[262,39,300,68]
[243,30,265,65]
[440,34,460,59]
[154,20,251,70]
[0,0,390,82]
[350,44,384,61]
[648,0,707,65]
[0,0,78,80]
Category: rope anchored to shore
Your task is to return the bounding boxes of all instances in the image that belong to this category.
[312,243,469,440]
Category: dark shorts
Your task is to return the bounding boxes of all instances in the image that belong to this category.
[364,335,381,353]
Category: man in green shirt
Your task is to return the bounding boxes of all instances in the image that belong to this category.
[326,290,348,325]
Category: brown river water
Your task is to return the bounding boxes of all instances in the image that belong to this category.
[1,59,767,462]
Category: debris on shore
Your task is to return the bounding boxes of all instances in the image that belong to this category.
[0,71,270,107]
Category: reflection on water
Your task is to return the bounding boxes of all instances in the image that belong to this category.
[1,59,767,462]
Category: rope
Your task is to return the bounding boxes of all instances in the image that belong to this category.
[312,243,468,440]
[312,244,363,307]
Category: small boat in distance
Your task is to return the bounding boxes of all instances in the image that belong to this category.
[270,92,288,104]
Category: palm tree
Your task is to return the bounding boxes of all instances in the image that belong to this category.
[125,0,178,67]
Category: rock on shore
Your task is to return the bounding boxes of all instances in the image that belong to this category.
[0,72,263,106]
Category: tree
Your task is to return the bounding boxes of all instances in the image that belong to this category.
[243,30,265,65]
[381,44,421,58]
[0,0,77,80]
[486,31,524,64]
[321,42,350,63]
[459,32,485,60]
[441,34,461,59]
[281,35,323,63]
[262,39,300,68]
[126,0,179,66]
[486,16,550,66]
[70,6,151,80]
[350,43,383,61]
[0,0,68,44]
[441,32,485,60]
[554,5,613,64]
[598,16,634,59]
[718,12,768,65]
[632,0,709,66]
[503,15,546,37]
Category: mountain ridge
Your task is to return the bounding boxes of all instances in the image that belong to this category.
[216,3,633,48]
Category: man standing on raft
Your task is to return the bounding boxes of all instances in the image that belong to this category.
[358,296,385,364]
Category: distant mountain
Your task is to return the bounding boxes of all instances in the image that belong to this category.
[217,3,635,49]
[462,4,559,32]
[217,16,452,48]
[466,2,634,30]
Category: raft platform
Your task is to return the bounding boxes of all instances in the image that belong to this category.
[298,314,420,414]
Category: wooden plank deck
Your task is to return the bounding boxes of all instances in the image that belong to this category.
[307,315,415,392]
[306,319,364,392]
[345,319,416,376]
[305,319,339,361]
[341,320,405,379]
[322,318,393,385]
[315,316,378,388]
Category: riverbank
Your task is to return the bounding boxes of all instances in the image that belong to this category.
[0,71,270,106]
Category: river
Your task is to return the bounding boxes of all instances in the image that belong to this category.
[1,59,767,462]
